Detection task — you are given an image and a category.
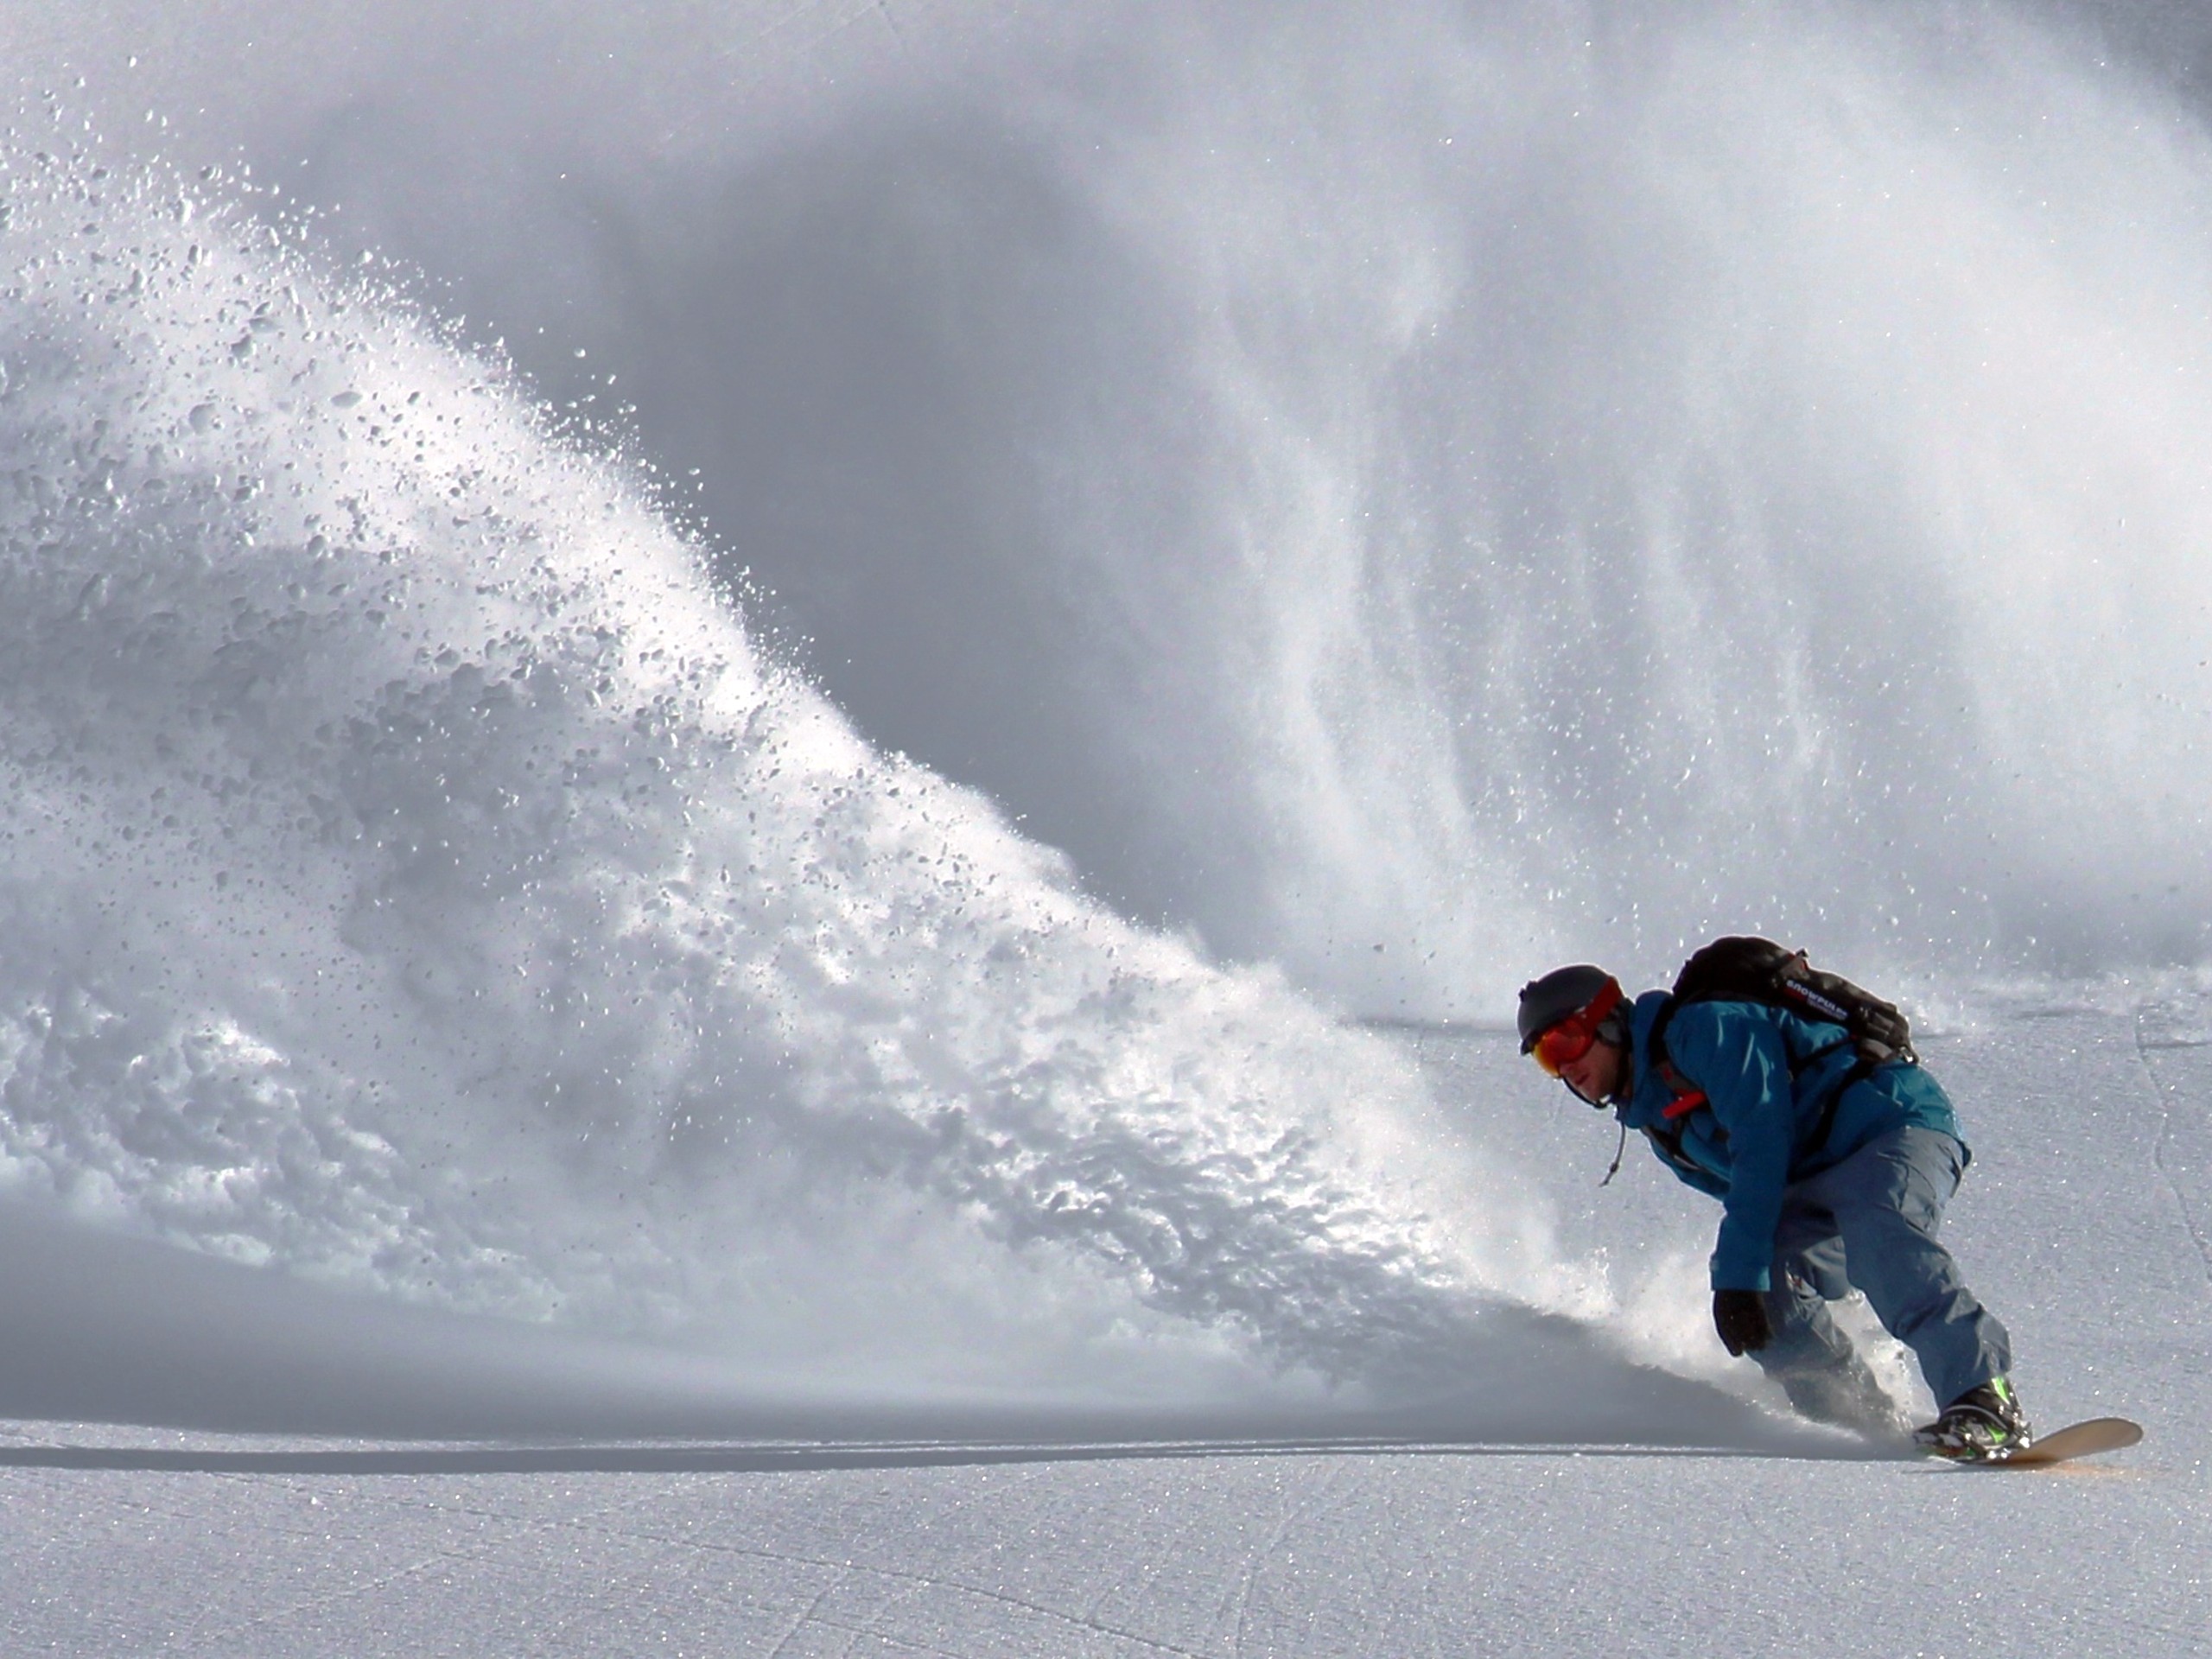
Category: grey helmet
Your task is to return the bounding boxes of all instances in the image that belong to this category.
[1516,964,1626,1052]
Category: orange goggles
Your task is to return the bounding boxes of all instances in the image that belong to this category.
[1528,981,1624,1077]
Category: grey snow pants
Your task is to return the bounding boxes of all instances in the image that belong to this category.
[1756,1123,2012,1411]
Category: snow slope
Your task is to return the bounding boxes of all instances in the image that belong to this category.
[1,1007,2203,1656]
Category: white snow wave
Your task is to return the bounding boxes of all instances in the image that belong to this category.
[168,0,2212,1009]
[0,140,1618,1410]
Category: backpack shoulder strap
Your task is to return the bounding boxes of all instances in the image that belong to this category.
[1650,992,1858,1138]
[1643,995,1696,1098]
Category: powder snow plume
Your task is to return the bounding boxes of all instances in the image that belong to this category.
[0,135,1624,1414]
[128,0,2212,1016]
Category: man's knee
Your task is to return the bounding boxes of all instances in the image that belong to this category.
[1833,1126,1964,1236]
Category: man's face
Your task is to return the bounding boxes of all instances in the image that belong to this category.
[1559,1035,1624,1105]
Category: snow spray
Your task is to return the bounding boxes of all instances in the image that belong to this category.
[0,134,1602,1408]
[220,0,2212,1010]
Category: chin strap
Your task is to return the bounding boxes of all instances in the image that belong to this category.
[1598,1115,1629,1187]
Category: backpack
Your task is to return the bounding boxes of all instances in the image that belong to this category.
[1646,936,1917,1151]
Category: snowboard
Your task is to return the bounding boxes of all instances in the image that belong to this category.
[1936,1415,2142,1469]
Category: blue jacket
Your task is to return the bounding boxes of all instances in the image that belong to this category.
[1618,990,1963,1292]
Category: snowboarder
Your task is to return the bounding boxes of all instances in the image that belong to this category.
[1516,958,2031,1459]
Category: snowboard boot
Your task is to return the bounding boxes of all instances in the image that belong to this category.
[1913,1377,2032,1462]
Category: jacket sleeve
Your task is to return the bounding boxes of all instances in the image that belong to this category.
[1672,1005,1797,1293]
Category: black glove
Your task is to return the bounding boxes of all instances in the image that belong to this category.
[1712,1288,1772,1357]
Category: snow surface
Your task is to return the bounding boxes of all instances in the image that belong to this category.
[3,1007,2206,1656]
